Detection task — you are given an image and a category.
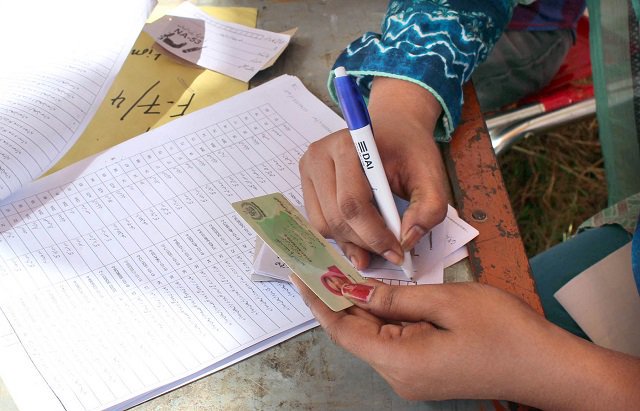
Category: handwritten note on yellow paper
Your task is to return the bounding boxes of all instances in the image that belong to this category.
[47,5,257,175]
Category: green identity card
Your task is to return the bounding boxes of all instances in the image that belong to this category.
[233,193,366,311]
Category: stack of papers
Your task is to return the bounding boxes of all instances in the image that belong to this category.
[0,74,400,411]
[0,0,156,199]
[252,204,478,285]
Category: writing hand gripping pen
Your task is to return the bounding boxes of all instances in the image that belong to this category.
[333,66,414,280]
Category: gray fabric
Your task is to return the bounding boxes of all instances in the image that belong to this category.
[472,29,574,112]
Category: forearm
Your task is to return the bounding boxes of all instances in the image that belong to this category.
[572,345,640,410]
[368,77,442,133]
[366,77,445,189]
[507,323,640,410]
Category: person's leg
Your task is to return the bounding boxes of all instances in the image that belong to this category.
[472,29,574,112]
[530,224,633,339]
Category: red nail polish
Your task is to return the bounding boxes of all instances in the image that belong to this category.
[341,283,374,302]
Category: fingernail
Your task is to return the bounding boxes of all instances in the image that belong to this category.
[401,225,425,251]
[382,249,403,266]
[349,255,360,269]
[341,283,375,302]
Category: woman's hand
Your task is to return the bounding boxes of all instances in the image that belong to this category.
[291,276,640,409]
[299,77,448,269]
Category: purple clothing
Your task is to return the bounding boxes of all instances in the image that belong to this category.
[508,0,586,31]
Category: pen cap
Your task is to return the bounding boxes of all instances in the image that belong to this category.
[333,68,371,130]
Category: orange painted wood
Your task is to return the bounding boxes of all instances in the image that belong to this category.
[443,83,544,314]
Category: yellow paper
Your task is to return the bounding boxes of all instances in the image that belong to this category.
[47,5,257,175]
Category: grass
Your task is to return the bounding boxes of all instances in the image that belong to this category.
[498,115,608,257]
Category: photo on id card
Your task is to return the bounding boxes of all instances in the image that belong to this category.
[233,193,366,311]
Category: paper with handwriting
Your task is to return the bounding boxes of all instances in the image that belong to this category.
[145,2,291,81]
[0,75,340,410]
[0,0,155,201]
[47,5,257,176]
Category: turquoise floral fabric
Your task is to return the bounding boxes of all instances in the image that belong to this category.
[328,0,518,141]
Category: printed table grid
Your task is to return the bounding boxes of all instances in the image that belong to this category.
[0,102,314,410]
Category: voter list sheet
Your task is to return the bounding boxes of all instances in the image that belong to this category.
[0,75,343,411]
[0,0,155,199]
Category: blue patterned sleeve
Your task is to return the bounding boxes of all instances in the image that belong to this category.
[328,0,516,141]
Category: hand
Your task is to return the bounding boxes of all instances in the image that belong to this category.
[291,276,640,409]
[299,77,448,270]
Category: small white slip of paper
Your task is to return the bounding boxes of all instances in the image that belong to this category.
[144,2,291,81]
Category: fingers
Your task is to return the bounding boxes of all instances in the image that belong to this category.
[300,173,370,269]
[291,274,382,335]
[300,140,372,267]
[366,81,449,252]
[290,274,405,364]
[400,188,447,252]
[300,167,330,235]
[299,139,334,235]
[394,139,448,252]
[333,148,405,264]
[300,131,404,265]
[289,274,385,328]
[341,282,451,327]
[335,239,371,271]
[289,273,347,324]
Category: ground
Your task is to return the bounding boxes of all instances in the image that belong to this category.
[498,116,607,257]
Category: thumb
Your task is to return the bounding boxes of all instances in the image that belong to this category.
[400,191,447,252]
[341,282,450,325]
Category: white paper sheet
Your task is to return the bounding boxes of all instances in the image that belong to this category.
[555,242,640,357]
[0,75,341,410]
[0,0,155,201]
[360,204,478,283]
[144,2,291,81]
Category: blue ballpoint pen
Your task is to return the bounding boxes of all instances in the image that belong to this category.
[333,66,414,280]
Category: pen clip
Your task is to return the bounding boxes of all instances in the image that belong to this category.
[333,69,371,130]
